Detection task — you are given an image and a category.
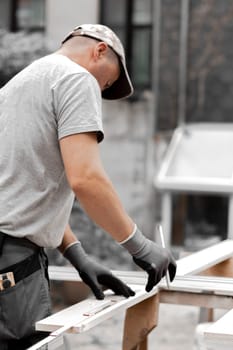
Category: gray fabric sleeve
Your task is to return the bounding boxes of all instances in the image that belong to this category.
[52,72,104,142]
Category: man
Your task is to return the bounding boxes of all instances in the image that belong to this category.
[0,24,176,349]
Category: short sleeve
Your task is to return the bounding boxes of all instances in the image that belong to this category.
[52,72,104,142]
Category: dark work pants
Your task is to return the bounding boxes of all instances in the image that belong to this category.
[0,234,52,350]
[1,331,50,350]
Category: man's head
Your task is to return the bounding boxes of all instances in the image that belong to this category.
[61,24,133,100]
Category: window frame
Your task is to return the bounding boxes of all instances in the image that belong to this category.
[10,0,45,33]
[100,0,153,95]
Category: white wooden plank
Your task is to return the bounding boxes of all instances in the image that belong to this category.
[44,239,233,335]
[27,334,64,350]
[161,275,233,296]
[204,339,233,350]
[49,266,82,282]
[36,284,157,333]
[176,239,233,276]
[48,266,147,285]
[49,239,233,283]
[204,309,233,349]
[37,298,116,332]
[38,240,233,349]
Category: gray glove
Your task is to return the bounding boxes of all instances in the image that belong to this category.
[120,227,177,292]
[64,242,135,300]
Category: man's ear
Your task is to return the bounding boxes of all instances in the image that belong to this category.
[93,42,108,61]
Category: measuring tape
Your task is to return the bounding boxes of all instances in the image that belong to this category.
[0,272,15,290]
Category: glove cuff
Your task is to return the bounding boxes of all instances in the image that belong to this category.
[119,227,148,257]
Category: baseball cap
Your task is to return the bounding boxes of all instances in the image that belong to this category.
[62,24,134,100]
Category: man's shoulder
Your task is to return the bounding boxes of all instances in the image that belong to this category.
[35,54,88,75]
[32,54,95,86]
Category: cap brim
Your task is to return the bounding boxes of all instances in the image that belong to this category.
[102,61,133,100]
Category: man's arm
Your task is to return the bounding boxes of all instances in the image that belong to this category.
[59,132,134,242]
[59,132,176,294]
[58,224,77,254]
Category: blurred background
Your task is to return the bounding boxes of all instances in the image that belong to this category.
[0,1,233,348]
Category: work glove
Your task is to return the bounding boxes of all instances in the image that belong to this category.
[120,226,177,292]
[64,242,135,300]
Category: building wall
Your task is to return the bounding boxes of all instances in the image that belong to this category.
[0,0,11,29]
[46,0,99,47]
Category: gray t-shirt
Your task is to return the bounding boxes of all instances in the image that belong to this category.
[0,54,104,248]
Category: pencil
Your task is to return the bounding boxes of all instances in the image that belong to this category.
[157,224,170,289]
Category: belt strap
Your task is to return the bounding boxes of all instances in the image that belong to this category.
[0,232,5,256]
[0,252,41,284]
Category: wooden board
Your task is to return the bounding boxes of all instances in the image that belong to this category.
[48,266,147,285]
[176,239,233,276]
[40,275,233,333]
[49,239,233,285]
[161,275,233,296]
[43,239,233,335]
[33,239,233,350]
[204,309,233,350]
[37,284,157,333]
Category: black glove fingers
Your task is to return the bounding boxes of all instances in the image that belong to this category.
[98,274,135,298]
[166,251,177,282]
[146,268,156,292]
[112,281,135,297]
[65,242,137,300]
[153,250,176,284]
[133,256,150,271]
[145,265,163,292]
[168,261,177,282]
[80,271,105,300]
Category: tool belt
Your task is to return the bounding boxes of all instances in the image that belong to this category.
[0,232,52,342]
[0,231,43,286]
[0,253,41,285]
